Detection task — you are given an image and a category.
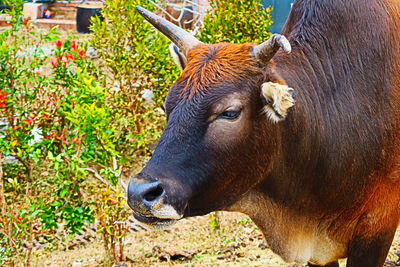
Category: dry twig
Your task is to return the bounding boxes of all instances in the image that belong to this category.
[82,167,127,200]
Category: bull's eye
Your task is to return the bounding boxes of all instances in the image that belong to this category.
[218,110,241,120]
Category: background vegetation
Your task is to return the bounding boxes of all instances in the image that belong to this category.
[0,0,274,266]
[199,0,273,43]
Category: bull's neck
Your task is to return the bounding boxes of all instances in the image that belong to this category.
[250,0,398,213]
[272,0,395,125]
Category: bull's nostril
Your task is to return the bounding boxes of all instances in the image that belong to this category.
[128,178,165,211]
[143,185,164,202]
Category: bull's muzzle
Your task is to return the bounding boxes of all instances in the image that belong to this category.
[127,174,183,227]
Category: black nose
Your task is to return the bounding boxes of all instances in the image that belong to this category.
[127,177,165,212]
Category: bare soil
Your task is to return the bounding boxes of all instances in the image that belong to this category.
[34,212,400,267]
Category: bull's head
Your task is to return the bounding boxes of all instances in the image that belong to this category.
[127,6,295,227]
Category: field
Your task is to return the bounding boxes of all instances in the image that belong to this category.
[34,212,400,267]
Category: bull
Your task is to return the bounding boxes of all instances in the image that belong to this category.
[127,0,400,266]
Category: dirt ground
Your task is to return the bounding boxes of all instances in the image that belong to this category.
[34,212,400,267]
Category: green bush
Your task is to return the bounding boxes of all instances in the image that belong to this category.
[89,0,180,166]
[0,5,99,265]
[199,0,273,44]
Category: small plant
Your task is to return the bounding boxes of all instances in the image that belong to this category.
[208,212,221,232]
[89,0,180,166]
[0,5,96,265]
[95,188,130,264]
[199,0,273,44]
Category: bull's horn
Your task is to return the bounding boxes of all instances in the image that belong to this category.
[136,6,202,56]
[253,34,291,63]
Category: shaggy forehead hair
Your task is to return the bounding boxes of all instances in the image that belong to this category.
[177,43,263,97]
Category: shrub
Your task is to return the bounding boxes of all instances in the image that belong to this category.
[199,0,273,44]
[94,188,130,264]
[89,0,180,167]
[0,5,97,265]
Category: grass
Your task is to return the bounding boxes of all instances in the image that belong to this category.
[33,212,400,267]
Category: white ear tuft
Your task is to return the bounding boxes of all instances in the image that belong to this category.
[169,43,187,71]
[261,82,296,123]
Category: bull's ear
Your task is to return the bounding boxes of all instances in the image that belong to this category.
[169,43,187,71]
[261,82,296,123]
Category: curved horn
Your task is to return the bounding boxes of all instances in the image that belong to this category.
[136,6,202,56]
[253,34,292,63]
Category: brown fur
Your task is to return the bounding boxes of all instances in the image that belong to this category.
[178,43,260,96]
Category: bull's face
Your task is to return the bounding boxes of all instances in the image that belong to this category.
[127,7,295,227]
